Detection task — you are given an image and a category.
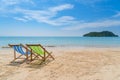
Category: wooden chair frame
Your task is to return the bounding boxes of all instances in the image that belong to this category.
[9,44,30,63]
[26,44,55,62]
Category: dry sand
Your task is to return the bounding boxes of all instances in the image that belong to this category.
[0,47,120,80]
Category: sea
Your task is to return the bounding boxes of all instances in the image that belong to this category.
[0,37,120,48]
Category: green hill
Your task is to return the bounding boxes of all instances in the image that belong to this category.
[83,31,118,37]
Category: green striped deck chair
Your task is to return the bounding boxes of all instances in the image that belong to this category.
[26,44,54,62]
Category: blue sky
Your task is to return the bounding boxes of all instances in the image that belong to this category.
[0,0,120,36]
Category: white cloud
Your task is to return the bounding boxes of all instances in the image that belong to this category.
[49,4,74,12]
[113,12,120,18]
[14,17,28,22]
[0,0,33,6]
[0,1,76,26]
[63,19,120,30]
[0,1,75,26]
[13,4,75,26]
[0,0,34,13]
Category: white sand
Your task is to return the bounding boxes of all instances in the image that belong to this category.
[0,47,120,80]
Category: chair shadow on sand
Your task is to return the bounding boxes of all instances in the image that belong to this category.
[6,59,54,69]
[25,59,54,69]
[6,59,27,67]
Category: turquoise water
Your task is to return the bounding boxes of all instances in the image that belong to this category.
[0,37,120,48]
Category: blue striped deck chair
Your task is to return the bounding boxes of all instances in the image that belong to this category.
[9,44,31,63]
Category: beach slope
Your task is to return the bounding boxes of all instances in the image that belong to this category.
[0,47,120,80]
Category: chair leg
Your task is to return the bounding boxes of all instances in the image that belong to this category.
[11,55,23,63]
[43,57,46,62]
[48,52,55,60]
[50,54,55,60]
[30,52,32,61]
[14,50,16,60]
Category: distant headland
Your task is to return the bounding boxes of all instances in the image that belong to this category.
[83,31,118,37]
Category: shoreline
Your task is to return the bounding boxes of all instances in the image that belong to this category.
[1,44,120,49]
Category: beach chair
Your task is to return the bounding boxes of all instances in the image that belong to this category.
[26,44,54,62]
[9,44,30,63]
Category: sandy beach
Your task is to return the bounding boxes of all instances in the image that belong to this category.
[1,47,120,80]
